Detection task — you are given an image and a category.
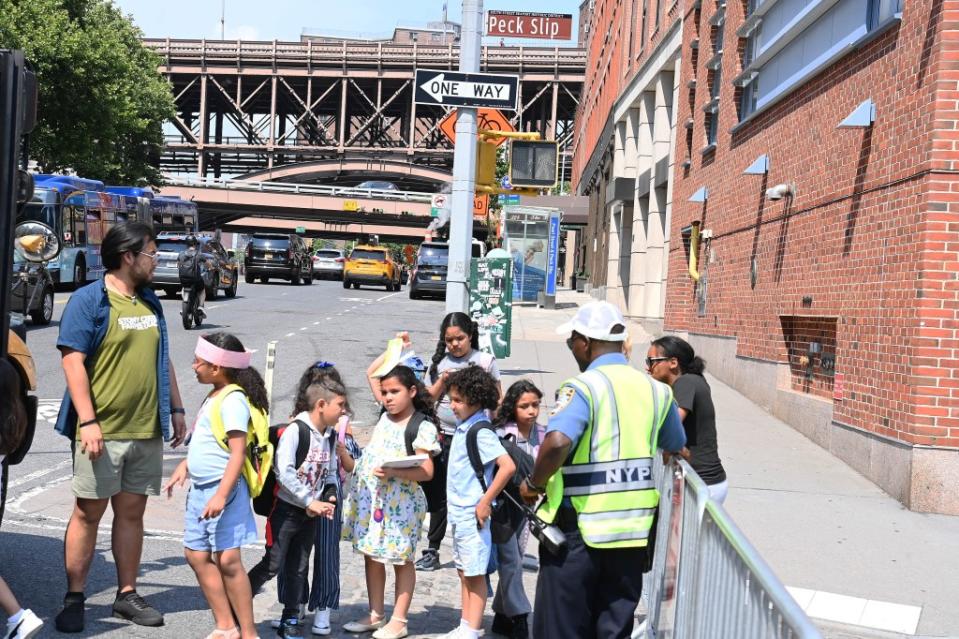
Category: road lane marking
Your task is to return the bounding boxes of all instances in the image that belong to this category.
[313,321,320,325]
[7,459,73,489]
[300,327,308,331]
[285,332,295,337]
[326,317,332,320]
[377,292,400,302]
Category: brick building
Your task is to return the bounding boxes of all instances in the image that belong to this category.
[574,0,685,334]
[574,0,959,515]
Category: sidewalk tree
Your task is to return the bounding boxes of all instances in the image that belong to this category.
[0,0,175,185]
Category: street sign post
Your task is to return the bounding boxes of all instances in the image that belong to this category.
[486,11,574,40]
[414,69,519,110]
[431,193,448,218]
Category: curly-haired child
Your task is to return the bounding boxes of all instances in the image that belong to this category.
[438,366,515,639]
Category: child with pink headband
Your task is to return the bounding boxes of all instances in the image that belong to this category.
[165,332,267,639]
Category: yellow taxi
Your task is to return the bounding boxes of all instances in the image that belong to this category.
[343,245,402,291]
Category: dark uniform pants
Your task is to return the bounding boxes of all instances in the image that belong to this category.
[533,507,646,639]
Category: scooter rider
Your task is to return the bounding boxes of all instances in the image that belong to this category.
[177,235,206,324]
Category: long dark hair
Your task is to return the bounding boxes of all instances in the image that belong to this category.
[428,312,479,381]
[381,365,437,423]
[293,362,349,416]
[495,379,543,428]
[0,359,27,455]
[651,335,706,376]
[102,222,154,271]
[203,332,270,412]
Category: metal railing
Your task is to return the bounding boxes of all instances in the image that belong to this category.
[641,459,821,639]
[143,38,587,75]
[162,174,433,203]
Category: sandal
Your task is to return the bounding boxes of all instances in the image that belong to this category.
[372,616,408,639]
[343,610,386,633]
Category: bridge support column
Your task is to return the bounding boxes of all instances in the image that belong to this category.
[198,74,208,178]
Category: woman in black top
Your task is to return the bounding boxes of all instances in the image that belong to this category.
[646,336,728,502]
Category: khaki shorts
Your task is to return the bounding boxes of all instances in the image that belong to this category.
[72,438,163,499]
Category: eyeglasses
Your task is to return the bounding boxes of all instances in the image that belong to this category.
[138,250,159,262]
[646,357,670,368]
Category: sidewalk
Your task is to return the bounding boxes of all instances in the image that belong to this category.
[501,289,959,639]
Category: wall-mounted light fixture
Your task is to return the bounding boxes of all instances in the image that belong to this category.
[766,183,795,201]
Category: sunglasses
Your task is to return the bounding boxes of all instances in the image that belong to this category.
[646,356,670,368]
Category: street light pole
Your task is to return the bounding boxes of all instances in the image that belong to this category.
[445,0,483,314]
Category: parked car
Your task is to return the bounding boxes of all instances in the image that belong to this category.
[357,180,399,191]
[312,248,346,280]
[408,240,487,300]
[244,233,314,285]
[154,233,239,299]
[343,245,402,291]
[9,248,55,325]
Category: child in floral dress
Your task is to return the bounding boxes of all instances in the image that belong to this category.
[341,365,440,639]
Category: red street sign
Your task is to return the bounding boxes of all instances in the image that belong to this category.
[486,11,573,40]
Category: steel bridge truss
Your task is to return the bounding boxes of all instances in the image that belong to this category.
[147,39,585,186]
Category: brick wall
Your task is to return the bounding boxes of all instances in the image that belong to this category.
[666,0,959,450]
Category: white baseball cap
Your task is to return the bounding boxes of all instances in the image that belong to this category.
[556,301,629,342]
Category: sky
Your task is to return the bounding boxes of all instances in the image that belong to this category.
[110,0,583,44]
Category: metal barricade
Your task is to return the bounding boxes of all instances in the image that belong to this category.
[642,459,821,639]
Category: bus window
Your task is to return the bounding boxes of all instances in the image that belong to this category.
[72,205,87,245]
[62,205,75,245]
[85,208,103,245]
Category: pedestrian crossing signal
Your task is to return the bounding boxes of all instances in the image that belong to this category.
[509,140,558,189]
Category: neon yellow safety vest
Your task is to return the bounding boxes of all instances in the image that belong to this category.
[538,364,673,549]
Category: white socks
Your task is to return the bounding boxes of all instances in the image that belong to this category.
[7,608,24,625]
[459,618,481,638]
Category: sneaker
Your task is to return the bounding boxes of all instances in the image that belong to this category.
[491,613,513,636]
[414,549,440,571]
[271,605,306,629]
[311,608,331,636]
[278,616,304,638]
[54,593,85,633]
[5,609,43,639]
[509,614,529,639]
[113,590,164,627]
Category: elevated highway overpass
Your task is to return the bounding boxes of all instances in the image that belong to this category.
[159,176,440,242]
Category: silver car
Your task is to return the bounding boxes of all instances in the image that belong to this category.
[312,248,345,280]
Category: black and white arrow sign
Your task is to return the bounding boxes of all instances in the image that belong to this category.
[414,69,519,110]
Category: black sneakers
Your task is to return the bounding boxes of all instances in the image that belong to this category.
[54,593,86,633]
[277,616,304,638]
[414,548,440,571]
[112,590,164,627]
[510,614,530,639]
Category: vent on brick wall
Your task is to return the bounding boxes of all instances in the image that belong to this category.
[780,316,838,399]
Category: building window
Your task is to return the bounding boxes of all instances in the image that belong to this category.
[655,0,663,30]
[639,0,648,55]
[736,0,903,120]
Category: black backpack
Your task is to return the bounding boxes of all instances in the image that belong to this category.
[252,419,334,517]
[177,248,202,285]
[401,411,446,511]
[466,420,534,544]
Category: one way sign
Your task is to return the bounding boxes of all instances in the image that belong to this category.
[414,69,519,110]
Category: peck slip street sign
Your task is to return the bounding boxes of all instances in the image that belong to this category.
[486,11,574,40]
[414,69,519,110]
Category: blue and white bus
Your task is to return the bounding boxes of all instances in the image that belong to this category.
[21,175,198,286]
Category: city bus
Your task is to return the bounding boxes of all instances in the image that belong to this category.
[20,176,198,286]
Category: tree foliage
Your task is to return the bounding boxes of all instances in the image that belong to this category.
[0,0,175,185]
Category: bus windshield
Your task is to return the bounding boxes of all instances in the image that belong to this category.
[20,202,57,228]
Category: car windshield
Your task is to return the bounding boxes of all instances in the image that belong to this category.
[351,249,387,261]
[418,245,449,266]
[316,250,341,258]
[252,236,290,248]
[157,240,188,253]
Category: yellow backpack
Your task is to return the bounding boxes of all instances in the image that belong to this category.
[208,384,274,498]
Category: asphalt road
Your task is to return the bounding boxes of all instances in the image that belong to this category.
[1,275,458,638]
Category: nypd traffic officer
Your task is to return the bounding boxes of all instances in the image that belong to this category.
[519,302,687,639]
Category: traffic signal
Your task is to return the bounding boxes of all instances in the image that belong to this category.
[475,138,498,188]
[509,139,558,189]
